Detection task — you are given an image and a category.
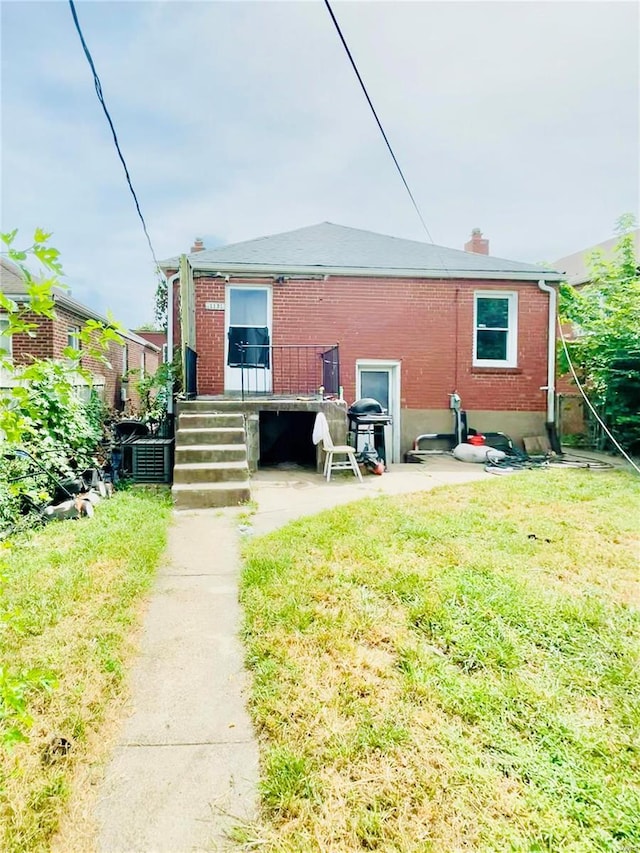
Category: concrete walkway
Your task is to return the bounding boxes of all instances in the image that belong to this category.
[94,459,492,852]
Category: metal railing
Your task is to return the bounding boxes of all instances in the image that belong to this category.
[236,343,340,400]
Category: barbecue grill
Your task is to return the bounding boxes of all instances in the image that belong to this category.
[347,398,392,467]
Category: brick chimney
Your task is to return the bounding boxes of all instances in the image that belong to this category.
[464,228,489,255]
[190,237,205,253]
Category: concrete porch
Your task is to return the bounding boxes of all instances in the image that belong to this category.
[172,397,348,508]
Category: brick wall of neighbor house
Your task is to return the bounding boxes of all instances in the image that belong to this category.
[124,337,161,413]
[10,304,159,412]
[10,312,55,364]
[53,304,128,408]
[133,330,167,350]
[10,305,123,408]
[188,275,552,445]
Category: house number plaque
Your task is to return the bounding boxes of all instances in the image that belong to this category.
[204,302,225,311]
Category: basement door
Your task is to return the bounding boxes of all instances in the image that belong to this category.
[356,361,401,463]
[224,286,272,393]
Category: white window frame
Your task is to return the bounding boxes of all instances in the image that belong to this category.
[0,314,14,388]
[67,325,81,352]
[122,343,129,376]
[473,291,518,368]
[70,375,91,402]
[0,314,13,361]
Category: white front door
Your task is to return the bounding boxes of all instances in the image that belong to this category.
[356,361,401,463]
[224,286,272,393]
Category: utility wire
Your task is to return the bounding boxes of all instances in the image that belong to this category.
[557,319,639,474]
[68,0,162,276]
[323,0,435,244]
[324,0,632,475]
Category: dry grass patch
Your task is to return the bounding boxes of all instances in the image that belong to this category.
[0,489,172,852]
[240,469,640,851]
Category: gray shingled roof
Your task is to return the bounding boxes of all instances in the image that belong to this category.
[160,222,562,281]
[0,257,25,292]
[0,258,159,350]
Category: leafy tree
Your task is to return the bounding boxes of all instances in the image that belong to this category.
[1,229,125,521]
[133,360,174,422]
[558,214,640,452]
[0,229,130,745]
[135,321,162,331]
[154,273,167,330]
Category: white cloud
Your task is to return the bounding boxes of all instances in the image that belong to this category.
[1,0,638,326]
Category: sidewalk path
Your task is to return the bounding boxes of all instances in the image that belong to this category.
[95,512,258,853]
[95,460,491,851]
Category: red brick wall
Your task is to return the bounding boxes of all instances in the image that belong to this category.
[194,278,226,393]
[132,330,167,350]
[123,337,161,413]
[11,310,55,364]
[190,276,552,413]
[9,304,160,413]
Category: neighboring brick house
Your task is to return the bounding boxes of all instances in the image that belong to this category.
[161,223,563,459]
[0,257,160,412]
[133,329,167,355]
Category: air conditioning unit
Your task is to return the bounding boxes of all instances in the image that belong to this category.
[131,439,174,484]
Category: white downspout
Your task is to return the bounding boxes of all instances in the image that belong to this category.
[537,279,556,424]
[166,272,180,416]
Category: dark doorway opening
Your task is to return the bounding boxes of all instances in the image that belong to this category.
[259,411,316,468]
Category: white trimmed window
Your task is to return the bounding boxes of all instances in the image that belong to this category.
[67,325,81,351]
[0,314,12,360]
[0,314,14,389]
[122,343,129,375]
[473,292,518,367]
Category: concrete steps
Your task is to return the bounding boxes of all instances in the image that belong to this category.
[173,460,249,484]
[172,409,250,508]
[175,444,248,464]
[171,482,251,509]
[176,427,246,446]
[178,413,244,429]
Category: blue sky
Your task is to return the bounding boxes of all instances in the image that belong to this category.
[1,0,638,328]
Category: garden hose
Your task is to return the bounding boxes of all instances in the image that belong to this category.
[484,449,615,475]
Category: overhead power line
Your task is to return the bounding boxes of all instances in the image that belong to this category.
[323,0,435,244]
[68,0,162,276]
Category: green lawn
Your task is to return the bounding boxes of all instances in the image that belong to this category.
[0,489,172,853]
[240,469,640,852]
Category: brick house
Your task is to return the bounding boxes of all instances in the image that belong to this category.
[133,329,167,355]
[161,223,563,471]
[1,257,160,412]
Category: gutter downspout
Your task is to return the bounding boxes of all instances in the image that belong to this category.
[537,278,560,449]
[166,272,180,416]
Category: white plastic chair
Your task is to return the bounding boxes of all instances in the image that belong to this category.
[322,431,363,482]
[313,411,363,482]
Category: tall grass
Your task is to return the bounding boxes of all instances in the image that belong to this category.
[241,470,640,851]
[0,489,172,852]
